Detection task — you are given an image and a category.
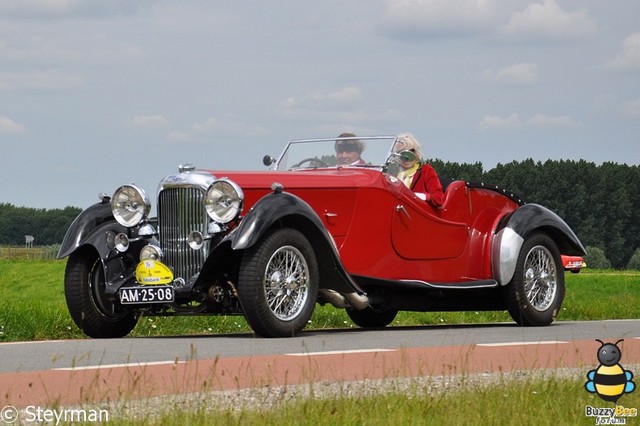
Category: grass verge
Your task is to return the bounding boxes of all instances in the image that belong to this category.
[0,259,639,342]
[82,371,640,425]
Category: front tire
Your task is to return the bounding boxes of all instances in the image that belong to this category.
[64,248,138,338]
[504,233,565,326]
[238,228,319,337]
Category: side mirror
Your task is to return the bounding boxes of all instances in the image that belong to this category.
[263,155,276,167]
[382,152,400,174]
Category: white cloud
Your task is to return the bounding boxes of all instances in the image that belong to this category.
[604,32,640,72]
[285,86,362,109]
[129,115,168,127]
[485,62,540,86]
[168,114,267,142]
[278,88,403,130]
[280,108,370,125]
[0,115,27,134]
[528,114,578,127]
[381,0,498,38]
[0,70,84,91]
[503,0,598,42]
[279,86,369,124]
[191,117,220,134]
[311,86,361,103]
[480,113,579,130]
[167,131,188,142]
[480,113,522,130]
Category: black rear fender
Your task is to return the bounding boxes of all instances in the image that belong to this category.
[492,203,585,285]
[505,204,585,255]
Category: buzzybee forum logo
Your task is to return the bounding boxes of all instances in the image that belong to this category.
[584,339,637,424]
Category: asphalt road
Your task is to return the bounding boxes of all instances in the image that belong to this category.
[1,319,639,373]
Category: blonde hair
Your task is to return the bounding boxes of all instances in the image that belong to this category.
[394,132,423,159]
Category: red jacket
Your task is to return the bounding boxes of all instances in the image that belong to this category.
[409,163,445,207]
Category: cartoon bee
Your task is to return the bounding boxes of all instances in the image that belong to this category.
[585,339,636,403]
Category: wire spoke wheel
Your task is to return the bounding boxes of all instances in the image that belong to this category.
[264,245,310,321]
[504,232,565,326]
[238,228,319,337]
[523,245,557,312]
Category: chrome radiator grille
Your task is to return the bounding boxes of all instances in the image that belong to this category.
[158,187,208,281]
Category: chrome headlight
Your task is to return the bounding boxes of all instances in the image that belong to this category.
[140,244,163,261]
[111,184,151,227]
[204,179,244,223]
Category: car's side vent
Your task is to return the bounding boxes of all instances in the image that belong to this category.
[157,187,208,281]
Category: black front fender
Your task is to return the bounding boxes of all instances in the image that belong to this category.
[230,191,327,251]
[58,201,158,296]
[204,191,364,294]
[58,201,121,259]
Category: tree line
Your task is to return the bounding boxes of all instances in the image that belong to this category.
[1,158,639,268]
[0,204,81,247]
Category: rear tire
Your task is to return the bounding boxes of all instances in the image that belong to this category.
[64,248,138,338]
[347,306,398,328]
[238,228,319,337]
[504,233,565,326]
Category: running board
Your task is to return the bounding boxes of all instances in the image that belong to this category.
[399,279,499,290]
[352,275,500,291]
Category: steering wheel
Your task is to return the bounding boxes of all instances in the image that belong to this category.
[291,158,329,168]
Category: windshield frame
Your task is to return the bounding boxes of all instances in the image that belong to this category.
[272,135,400,172]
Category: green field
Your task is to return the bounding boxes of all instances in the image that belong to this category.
[1,258,639,424]
[0,258,638,342]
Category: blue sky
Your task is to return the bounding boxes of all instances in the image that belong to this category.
[1,0,639,208]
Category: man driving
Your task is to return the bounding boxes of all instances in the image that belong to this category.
[335,132,366,165]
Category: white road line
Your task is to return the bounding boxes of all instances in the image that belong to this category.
[286,349,396,357]
[477,341,569,347]
[0,340,64,346]
[53,360,185,371]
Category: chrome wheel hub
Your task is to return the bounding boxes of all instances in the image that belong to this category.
[523,245,557,311]
[264,245,309,321]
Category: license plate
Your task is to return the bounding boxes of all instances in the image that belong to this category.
[119,286,175,305]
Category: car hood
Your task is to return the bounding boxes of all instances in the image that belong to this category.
[203,168,385,190]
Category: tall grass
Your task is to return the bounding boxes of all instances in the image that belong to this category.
[107,374,639,425]
[0,245,60,260]
[0,259,639,342]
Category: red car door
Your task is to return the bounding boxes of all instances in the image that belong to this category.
[390,182,469,261]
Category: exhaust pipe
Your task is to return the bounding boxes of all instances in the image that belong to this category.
[318,289,369,310]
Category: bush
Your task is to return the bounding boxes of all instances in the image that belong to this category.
[584,246,611,269]
[40,244,61,260]
[627,248,640,270]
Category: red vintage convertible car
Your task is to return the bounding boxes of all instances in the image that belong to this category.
[58,135,586,338]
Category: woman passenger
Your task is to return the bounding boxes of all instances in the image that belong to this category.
[394,132,444,207]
